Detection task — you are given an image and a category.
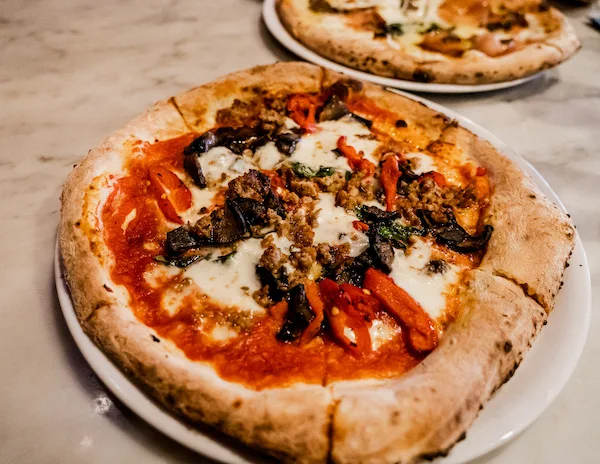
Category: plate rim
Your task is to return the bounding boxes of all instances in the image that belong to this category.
[261,0,543,94]
[54,93,591,463]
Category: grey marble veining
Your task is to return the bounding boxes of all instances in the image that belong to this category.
[0,0,598,463]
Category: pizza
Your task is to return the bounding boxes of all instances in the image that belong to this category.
[59,63,574,463]
[276,0,580,84]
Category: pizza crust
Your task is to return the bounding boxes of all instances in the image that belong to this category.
[437,125,575,311]
[173,61,324,132]
[277,0,580,84]
[330,270,548,463]
[60,63,575,463]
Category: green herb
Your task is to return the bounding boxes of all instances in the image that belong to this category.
[154,254,209,268]
[386,23,404,36]
[375,222,425,248]
[423,22,441,34]
[291,162,335,178]
[215,250,237,263]
[345,171,352,182]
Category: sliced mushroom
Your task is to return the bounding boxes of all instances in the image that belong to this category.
[276,284,315,343]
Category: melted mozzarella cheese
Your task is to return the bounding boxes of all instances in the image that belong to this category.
[209,325,238,342]
[369,318,401,350]
[254,142,284,170]
[314,193,369,257]
[200,146,254,187]
[376,0,447,26]
[289,115,380,172]
[406,152,436,175]
[389,239,460,319]
[121,208,137,232]
[184,238,266,314]
[326,0,382,9]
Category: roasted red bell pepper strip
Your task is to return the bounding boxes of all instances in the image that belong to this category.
[301,280,326,344]
[268,300,288,321]
[363,268,438,353]
[149,167,192,224]
[337,136,375,176]
[287,94,318,133]
[419,171,447,188]
[319,279,372,354]
[352,220,369,232]
[380,156,401,211]
[339,283,378,323]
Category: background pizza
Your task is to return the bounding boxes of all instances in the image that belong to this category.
[277,0,580,84]
[60,63,574,462]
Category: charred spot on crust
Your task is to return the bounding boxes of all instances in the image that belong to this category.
[395,119,407,128]
[503,340,513,353]
[151,335,160,343]
[413,69,433,83]
[232,399,242,409]
[103,284,114,293]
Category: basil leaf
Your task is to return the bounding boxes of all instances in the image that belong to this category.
[386,23,404,36]
[215,250,237,263]
[154,254,207,268]
[376,223,425,247]
[291,162,335,178]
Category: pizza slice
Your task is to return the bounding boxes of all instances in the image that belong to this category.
[277,0,580,84]
[60,63,574,462]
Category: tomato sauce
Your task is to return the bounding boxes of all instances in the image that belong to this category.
[98,118,468,389]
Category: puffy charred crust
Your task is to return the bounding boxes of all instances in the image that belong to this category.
[419,211,493,253]
[277,284,315,342]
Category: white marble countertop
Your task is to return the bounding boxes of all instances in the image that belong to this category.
[1,0,598,462]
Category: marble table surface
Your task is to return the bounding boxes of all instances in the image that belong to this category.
[1,0,598,462]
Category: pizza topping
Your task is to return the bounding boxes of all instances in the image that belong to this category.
[363,268,438,353]
[473,33,517,57]
[380,155,402,211]
[319,93,351,122]
[287,94,319,133]
[97,83,498,387]
[418,210,493,253]
[277,284,316,342]
[300,280,326,344]
[337,136,376,175]
[419,30,472,57]
[291,162,336,179]
[319,278,372,355]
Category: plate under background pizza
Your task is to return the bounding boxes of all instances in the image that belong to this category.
[60,63,574,463]
[276,0,580,84]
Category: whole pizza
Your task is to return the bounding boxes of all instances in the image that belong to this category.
[60,63,574,463]
[276,0,580,84]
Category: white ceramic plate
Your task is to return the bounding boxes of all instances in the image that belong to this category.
[55,93,591,463]
[262,0,544,94]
